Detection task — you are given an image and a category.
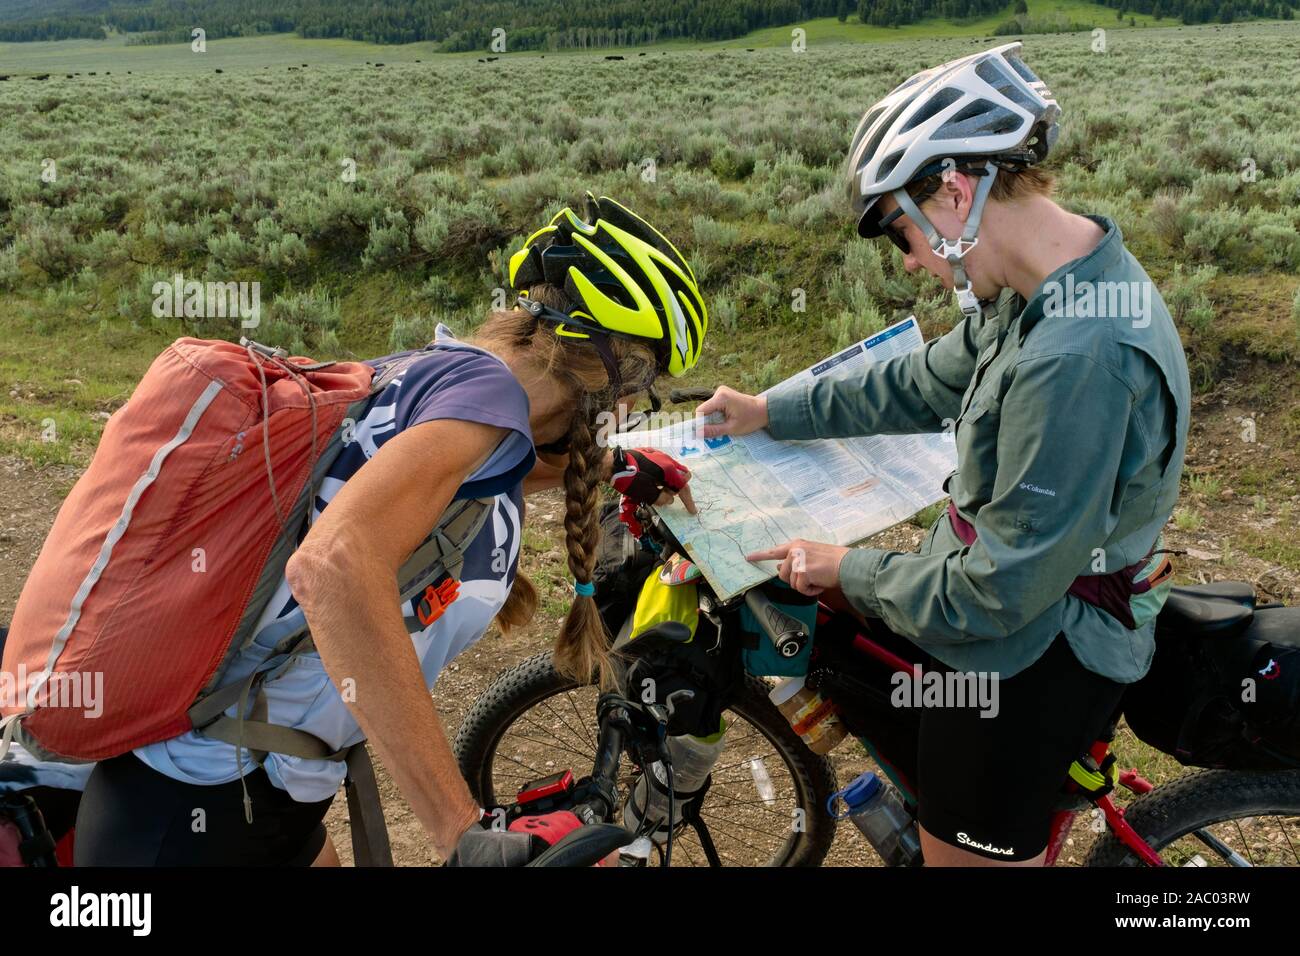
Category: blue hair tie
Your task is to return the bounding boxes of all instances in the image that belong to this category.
[573,580,595,597]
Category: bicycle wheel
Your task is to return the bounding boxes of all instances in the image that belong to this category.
[453,652,838,867]
[1084,769,1300,867]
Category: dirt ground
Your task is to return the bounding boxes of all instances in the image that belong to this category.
[1,380,1296,867]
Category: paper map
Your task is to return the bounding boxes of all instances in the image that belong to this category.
[611,316,957,601]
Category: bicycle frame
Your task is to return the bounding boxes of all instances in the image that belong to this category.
[823,607,1167,866]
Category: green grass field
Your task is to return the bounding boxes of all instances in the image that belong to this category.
[0,1,1167,74]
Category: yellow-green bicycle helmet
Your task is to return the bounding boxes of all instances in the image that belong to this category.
[508,193,707,380]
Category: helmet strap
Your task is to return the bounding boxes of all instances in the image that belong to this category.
[586,330,624,401]
[516,296,625,399]
[891,160,1000,321]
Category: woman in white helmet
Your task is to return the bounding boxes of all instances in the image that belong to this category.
[701,43,1191,866]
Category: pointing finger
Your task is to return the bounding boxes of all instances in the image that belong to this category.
[747,544,790,563]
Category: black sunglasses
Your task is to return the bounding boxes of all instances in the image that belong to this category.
[868,176,947,256]
[877,209,912,255]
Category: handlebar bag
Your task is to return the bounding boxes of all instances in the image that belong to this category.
[622,573,741,739]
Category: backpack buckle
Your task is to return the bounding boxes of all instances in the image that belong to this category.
[416,577,460,627]
[239,338,289,360]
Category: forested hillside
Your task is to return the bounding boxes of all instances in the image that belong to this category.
[0,0,1293,46]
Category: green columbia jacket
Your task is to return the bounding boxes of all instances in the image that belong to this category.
[766,217,1191,682]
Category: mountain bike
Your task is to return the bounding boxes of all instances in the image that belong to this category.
[455,409,1300,867]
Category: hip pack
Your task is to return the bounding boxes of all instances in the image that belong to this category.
[1,338,491,766]
[946,502,1175,630]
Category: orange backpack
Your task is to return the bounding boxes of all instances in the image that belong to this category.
[0,337,479,764]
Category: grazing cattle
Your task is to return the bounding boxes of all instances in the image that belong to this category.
[605,55,624,60]
[215,69,223,73]
[33,74,50,81]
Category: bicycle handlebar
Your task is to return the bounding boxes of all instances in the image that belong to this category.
[743,588,810,660]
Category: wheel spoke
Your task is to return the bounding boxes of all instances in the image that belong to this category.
[696,806,793,843]
[465,669,827,867]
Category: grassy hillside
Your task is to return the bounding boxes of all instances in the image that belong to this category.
[0,1,1171,73]
[1,21,1298,569]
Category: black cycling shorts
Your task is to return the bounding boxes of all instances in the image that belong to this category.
[915,633,1126,862]
[74,752,334,866]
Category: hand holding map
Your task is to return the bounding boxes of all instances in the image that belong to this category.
[609,316,956,600]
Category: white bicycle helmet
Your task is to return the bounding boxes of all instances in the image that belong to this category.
[848,42,1060,318]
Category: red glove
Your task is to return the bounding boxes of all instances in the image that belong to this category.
[508,810,584,846]
[508,811,616,867]
[611,447,690,538]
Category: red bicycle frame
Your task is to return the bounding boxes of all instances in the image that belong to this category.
[825,603,1167,867]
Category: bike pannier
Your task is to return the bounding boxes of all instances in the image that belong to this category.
[1124,599,1300,771]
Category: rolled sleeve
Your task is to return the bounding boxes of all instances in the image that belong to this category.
[862,353,1134,644]
[765,383,817,441]
[837,546,888,618]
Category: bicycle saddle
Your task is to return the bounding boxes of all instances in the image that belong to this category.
[613,621,693,659]
[526,823,635,867]
[1158,583,1255,638]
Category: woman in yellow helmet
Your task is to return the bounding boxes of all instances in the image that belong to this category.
[66,194,709,868]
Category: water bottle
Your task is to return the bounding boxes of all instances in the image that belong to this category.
[624,721,726,843]
[828,771,921,867]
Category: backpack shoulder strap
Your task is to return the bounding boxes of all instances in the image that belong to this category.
[189,497,498,760]
[368,345,447,395]
[398,497,495,599]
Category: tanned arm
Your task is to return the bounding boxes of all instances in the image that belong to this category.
[285,418,507,859]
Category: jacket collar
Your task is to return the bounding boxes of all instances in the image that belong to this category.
[1016,215,1122,342]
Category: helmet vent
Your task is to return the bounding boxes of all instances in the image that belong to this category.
[1003,53,1040,86]
[975,59,1039,113]
[899,86,962,133]
[860,98,912,183]
[937,99,1022,139]
[876,149,906,182]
